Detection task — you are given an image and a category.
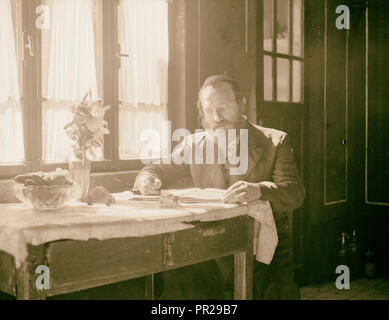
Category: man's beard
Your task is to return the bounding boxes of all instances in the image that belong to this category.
[201,116,245,131]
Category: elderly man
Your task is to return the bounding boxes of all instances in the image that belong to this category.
[134,75,305,300]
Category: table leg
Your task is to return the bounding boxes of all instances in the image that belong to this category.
[145,274,155,300]
[16,246,47,300]
[16,263,47,300]
[234,217,254,300]
[234,251,253,300]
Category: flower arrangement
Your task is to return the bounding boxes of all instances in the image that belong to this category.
[64,90,111,166]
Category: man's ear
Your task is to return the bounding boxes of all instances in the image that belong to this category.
[197,101,207,128]
[197,101,204,118]
[240,96,247,105]
[200,117,208,129]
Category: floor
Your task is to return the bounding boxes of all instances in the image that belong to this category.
[300,277,389,300]
[2,276,389,300]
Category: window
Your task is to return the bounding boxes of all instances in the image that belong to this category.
[0,0,170,177]
[41,0,104,163]
[117,0,168,160]
[0,0,24,165]
[263,0,304,103]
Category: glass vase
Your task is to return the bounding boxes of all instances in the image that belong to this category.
[69,160,91,201]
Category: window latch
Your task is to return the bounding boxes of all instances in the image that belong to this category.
[24,34,35,57]
[115,44,129,69]
[116,53,129,58]
[116,43,129,58]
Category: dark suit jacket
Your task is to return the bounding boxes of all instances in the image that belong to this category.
[137,121,305,213]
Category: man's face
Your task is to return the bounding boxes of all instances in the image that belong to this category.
[200,82,242,130]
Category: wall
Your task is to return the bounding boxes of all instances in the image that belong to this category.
[170,0,258,133]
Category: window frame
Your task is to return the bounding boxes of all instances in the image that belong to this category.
[0,0,41,178]
[0,0,175,179]
[261,0,305,107]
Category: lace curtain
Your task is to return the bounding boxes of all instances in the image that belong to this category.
[0,0,25,164]
[1,0,169,164]
[118,0,169,159]
[42,0,102,163]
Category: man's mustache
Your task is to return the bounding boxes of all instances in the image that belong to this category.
[213,121,227,128]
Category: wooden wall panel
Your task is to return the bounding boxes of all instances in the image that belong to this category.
[200,0,246,80]
[173,0,257,130]
[324,0,348,204]
[284,119,305,282]
[366,1,389,205]
[199,0,257,122]
[305,0,389,282]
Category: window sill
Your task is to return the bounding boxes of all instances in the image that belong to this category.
[0,159,148,180]
[0,170,140,204]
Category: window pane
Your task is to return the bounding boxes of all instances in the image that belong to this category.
[0,0,24,164]
[293,60,303,103]
[41,0,103,163]
[277,58,290,102]
[264,55,273,101]
[118,0,169,160]
[263,0,273,51]
[293,0,303,57]
[277,0,290,54]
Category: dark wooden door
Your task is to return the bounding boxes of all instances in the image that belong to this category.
[301,0,362,283]
[297,0,388,282]
[257,0,307,284]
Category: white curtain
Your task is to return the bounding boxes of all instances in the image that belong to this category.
[118,0,169,159]
[42,0,102,163]
[0,0,25,164]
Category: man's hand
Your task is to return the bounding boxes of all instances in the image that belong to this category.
[222,181,262,203]
[85,186,116,206]
[134,173,162,195]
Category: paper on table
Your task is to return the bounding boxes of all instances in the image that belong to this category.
[167,188,226,203]
[113,191,160,201]
[112,188,226,203]
[114,189,226,203]
[130,194,160,201]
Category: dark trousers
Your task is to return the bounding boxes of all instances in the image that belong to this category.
[252,216,300,299]
[158,215,300,300]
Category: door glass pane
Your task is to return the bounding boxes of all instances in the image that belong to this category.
[293,0,303,57]
[263,0,273,51]
[41,0,104,163]
[118,0,169,160]
[293,60,302,103]
[0,0,24,164]
[264,55,273,101]
[277,58,290,102]
[277,0,290,54]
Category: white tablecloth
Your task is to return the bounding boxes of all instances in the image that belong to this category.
[0,193,277,268]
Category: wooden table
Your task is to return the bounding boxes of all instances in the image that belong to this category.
[0,200,254,300]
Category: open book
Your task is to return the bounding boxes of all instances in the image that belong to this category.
[167,188,226,203]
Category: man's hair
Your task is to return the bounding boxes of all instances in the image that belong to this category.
[197,75,243,116]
